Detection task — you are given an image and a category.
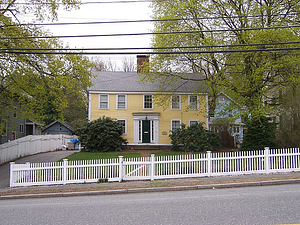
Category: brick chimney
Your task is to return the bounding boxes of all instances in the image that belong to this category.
[137,55,149,73]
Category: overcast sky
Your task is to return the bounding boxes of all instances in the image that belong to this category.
[19,1,153,67]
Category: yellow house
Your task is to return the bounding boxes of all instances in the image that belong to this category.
[88,68,208,146]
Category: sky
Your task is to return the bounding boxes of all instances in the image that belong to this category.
[19,0,154,68]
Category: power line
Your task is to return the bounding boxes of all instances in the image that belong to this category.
[4,0,153,5]
[1,13,298,27]
[2,46,300,55]
[2,41,300,51]
[1,25,300,40]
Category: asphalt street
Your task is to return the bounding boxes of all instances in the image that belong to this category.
[1,184,299,225]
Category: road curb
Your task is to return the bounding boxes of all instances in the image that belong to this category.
[1,178,300,200]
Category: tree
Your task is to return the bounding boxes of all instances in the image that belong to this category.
[241,116,276,151]
[276,88,300,147]
[1,0,93,132]
[76,116,128,152]
[121,57,135,72]
[149,0,300,145]
[91,56,136,72]
[169,122,221,152]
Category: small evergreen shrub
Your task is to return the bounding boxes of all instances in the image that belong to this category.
[241,116,276,151]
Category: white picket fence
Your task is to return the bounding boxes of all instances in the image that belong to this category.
[0,135,77,164]
[9,147,300,187]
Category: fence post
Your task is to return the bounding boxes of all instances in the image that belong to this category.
[207,151,212,176]
[9,162,15,187]
[119,156,123,182]
[63,159,68,185]
[264,147,270,174]
[150,154,155,181]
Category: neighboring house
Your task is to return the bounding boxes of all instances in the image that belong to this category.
[42,120,75,135]
[0,117,41,144]
[209,93,244,146]
[88,56,208,146]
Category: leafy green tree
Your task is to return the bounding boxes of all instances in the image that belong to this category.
[169,123,221,152]
[149,0,300,146]
[76,117,128,152]
[241,116,276,151]
[276,88,300,147]
[0,0,93,132]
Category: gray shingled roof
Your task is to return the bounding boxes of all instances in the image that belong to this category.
[88,71,208,93]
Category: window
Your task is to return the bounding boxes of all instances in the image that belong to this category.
[231,126,240,134]
[99,94,109,109]
[14,107,17,118]
[171,120,181,132]
[171,95,181,110]
[189,95,198,110]
[144,95,153,109]
[20,124,24,133]
[117,119,126,135]
[117,95,126,109]
[189,120,199,126]
[218,96,225,103]
[2,119,7,136]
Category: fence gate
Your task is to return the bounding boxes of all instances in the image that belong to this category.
[121,156,154,181]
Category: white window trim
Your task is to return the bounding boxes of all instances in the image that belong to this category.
[99,94,109,109]
[19,124,24,133]
[143,94,153,110]
[189,95,199,110]
[116,119,127,135]
[189,119,199,126]
[116,94,127,110]
[171,95,181,110]
[171,119,181,132]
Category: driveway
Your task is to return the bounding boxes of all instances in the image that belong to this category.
[0,150,76,188]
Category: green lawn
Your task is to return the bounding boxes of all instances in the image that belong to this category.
[61,152,142,161]
[151,151,187,157]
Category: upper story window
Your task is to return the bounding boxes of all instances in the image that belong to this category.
[19,124,24,133]
[189,95,198,110]
[99,94,109,109]
[144,95,153,109]
[117,95,126,109]
[171,95,181,110]
[218,95,225,103]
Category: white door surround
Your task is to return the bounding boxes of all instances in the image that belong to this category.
[132,113,160,144]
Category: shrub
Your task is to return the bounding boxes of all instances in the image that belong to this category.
[76,116,127,152]
[169,122,221,152]
[241,116,276,151]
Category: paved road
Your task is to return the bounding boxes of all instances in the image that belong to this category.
[1,184,299,225]
[0,151,76,188]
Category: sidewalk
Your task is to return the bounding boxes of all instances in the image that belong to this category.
[1,171,300,199]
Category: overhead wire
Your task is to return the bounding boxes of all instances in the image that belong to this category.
[1,25,300,40]
[2,46,300,55]
[1,1,300,56]
[5,0,153,5]
[2,41,300,51]
[1,13,299,27]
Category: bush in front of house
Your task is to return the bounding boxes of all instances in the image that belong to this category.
[241,116,276,151]
[169,122,221,152]
[76,116,127,152]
